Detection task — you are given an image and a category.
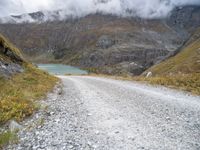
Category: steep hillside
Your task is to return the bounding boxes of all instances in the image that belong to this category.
[0,34,58,126]
[147,28,200,75]
[138,28,200,95]
[0,15,183,75]
[0,6,199,75]
[0,34,24,77]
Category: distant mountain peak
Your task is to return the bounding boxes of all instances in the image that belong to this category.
[0,10,63,23]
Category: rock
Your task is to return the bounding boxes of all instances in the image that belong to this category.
[96,35,115,49]
[1,64,6,69]
[93,144,99,149]
[128,62,145,75]
[129,137,135,141]
[9,120,22,132]
[166,117,171,121]
[58,90,62,95]
[68,145,74,149]
[146,72,153,78]
[115,131,120,134]
[87,141,92,146]
[87,113,92,116]
[95,130,100,135]
[0,61,24,77]
[50,112,55,116]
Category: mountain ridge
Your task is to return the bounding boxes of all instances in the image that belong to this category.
[0,6,199,75]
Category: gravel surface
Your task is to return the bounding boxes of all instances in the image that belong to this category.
[7,76,200,150]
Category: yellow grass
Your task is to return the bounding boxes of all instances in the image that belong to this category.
[0,34,59,125]
[147,33,200,75]
[0,64,58,125]
[0,34,21,57]
[86,73,200,95]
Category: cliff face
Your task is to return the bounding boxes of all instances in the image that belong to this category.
[0,34,24,77]
[0,6,199,75]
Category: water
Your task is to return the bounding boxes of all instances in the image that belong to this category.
[37,64,88,75]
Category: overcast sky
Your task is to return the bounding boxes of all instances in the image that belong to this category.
[0,0,200,18]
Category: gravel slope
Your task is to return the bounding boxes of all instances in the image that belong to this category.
[8,76,200,150]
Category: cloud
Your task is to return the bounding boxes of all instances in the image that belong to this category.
[0,0,200,19]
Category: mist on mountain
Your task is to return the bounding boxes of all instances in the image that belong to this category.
[0,0,200,22]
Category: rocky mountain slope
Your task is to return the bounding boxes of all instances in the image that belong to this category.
[134,27,200,95]
[147,27,200,75]
[0,6,199,75]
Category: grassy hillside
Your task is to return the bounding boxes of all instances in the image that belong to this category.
[148,32,200,75]
[142,28,200,95]
[0,34,58,148]
[99,28,200,95]
[0,64,58,124]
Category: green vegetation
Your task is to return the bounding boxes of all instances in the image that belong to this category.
[0,131,18,149]
[0,64,58,124]
[0,33,58,148]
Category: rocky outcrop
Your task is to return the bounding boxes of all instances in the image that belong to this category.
[9,120,22,132]
[0,61,24,77]
[96,35,115,49]
[0,35,24,77]
[167,5,200,37]
[79,47,170,75]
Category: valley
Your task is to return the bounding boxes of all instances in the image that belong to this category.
[0,6,199,75]
[0,3,200,150]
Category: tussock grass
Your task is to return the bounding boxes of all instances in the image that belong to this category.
[0,33,57,148]
[0,131,18,149]
[129,74,200,95]
[144,74,200,95]
[0,64,58,124]
[0,33,59,125]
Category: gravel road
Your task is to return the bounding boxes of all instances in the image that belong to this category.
[8,76,200,150]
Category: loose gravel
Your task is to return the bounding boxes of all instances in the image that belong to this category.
[7,76,200,150]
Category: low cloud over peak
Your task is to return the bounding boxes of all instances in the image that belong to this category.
[0,0,200,19]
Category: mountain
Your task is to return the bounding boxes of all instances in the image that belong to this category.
[146,27,200,75]
[0,11,61,23]
[0,6,199,75]
[138,27,200,94]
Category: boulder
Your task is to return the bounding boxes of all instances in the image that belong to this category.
[9,120,22,132]
[146,72,153,78]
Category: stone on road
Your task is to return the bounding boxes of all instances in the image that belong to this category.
[8,76,200,150]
